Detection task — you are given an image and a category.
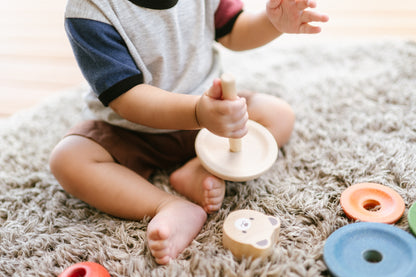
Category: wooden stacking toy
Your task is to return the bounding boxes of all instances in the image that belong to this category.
[195,73,278,182]
[59,262,110,277]
[324,222,416,277]
[223,209,280,259]
[340,182,405,224]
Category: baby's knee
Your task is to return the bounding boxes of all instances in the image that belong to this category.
[49,136,88,192]
[49,139,75,180]
[278,101,295,146]
[268,97,295,146]
[280,100,296,130]
[249,93,295,147]
[50,140,91,199]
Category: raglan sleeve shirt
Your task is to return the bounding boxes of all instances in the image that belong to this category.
[65,0,244,107]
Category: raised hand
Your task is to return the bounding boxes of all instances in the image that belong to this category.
[266,0,329,34]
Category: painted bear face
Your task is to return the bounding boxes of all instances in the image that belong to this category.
[223,209,280,259]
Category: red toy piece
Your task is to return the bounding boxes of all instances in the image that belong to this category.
[59,262,110,277]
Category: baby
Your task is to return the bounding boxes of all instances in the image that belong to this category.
[50,0,328,264]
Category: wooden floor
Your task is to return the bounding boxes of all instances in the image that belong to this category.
[1,0,415,117]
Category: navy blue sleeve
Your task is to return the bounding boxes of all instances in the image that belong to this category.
[65,18,143,106]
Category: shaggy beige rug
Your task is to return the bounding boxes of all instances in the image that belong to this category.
[1,38,415,276]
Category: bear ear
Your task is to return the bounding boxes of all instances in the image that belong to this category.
[268,217,278,226]
[255,239,269,247]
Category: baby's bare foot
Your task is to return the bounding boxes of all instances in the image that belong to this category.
[170,158,225,213]
[147,197,206,264]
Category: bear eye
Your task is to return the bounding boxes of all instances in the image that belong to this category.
[268,217,278,226]
[234,218,251,232]
[250,217,254,220]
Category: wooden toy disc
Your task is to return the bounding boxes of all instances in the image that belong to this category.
[340,182,405,224]
[409,202,416,236]
[195,120,278,182]
[324,222,416,277]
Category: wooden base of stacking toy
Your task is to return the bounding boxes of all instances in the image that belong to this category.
[223,209,280,259]
[324,222,416,277]
[196,120,278,181]
[195,73,278,182]
[59,262,110,277]
[340,182,405,224]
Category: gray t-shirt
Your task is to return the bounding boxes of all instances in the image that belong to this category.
[65,0,243,133]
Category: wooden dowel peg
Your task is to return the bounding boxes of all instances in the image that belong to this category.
[220,73,242,153]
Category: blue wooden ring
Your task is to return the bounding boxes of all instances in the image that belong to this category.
[324,222,416,277]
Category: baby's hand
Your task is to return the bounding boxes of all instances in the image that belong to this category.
[266,0,329,34]
[196,79,248,138]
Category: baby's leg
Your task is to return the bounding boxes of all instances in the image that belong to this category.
[169,158,225,214]
[49,135,206,264]
[240,91,295,147]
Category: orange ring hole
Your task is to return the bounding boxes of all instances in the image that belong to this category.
[362,199,382,212]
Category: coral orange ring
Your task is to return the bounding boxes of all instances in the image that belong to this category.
[340,182,405,224]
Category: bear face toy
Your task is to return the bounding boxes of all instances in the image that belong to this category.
[222,209,280,259]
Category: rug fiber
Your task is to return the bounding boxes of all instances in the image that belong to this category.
[0,38,415,276]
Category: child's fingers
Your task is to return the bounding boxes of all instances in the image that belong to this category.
[267,0,282,9]
[301,10,329,24]
[299,23,322,34]
[307,0,317,9]
[295,0,315,10]
[205,78,222,99]
[228,116,249,138]
[299,10,329,34]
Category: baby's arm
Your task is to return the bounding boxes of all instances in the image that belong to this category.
[109,84,200,130]
[109,80,248,138]
[218,0,329,51]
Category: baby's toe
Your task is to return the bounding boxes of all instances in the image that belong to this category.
[205,203,223,214]
[148,239,167,251]
[155,255,171,265]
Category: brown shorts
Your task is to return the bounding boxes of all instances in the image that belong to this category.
[66,120,199,179]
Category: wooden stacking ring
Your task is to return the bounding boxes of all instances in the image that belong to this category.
[324,222,416,277]
[340,182,405,224]
[196,120,277,182]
